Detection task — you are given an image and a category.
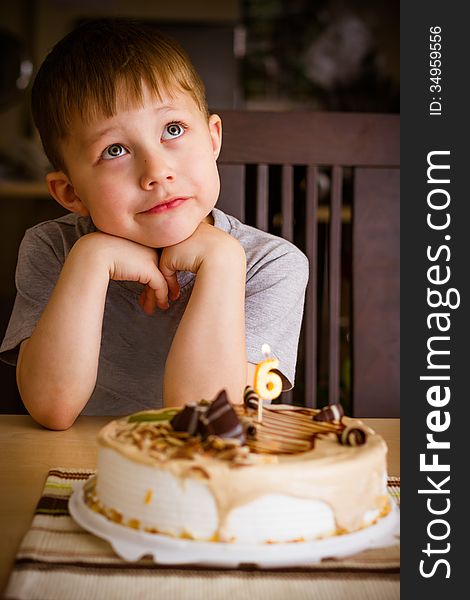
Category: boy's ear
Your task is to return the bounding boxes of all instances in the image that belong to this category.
[208,114,222,160]
[45,171,90,216]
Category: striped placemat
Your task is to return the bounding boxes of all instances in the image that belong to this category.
[4,469,400,600]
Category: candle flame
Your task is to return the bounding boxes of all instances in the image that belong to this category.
[261,343,271,358]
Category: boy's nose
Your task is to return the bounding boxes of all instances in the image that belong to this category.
[139,155,174,190]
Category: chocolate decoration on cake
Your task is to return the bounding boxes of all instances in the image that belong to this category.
[243,385,260,410]
[200,390,246,443]
[313,403,344,423]
[170,390,246,444]
[170,404,202,436]
[240,417,257,440]
[339,425,367,446]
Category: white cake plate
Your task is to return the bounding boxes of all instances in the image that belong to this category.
[69,480,400,568]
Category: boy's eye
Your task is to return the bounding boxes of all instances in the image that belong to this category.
[101,144,128,160]
[161,122,186,140]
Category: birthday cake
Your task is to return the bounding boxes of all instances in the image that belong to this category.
[84,390,390,544]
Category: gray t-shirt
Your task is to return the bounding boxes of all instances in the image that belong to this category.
[1,207,309,415]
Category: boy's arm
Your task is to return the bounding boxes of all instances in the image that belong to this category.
[17,232,177,430]
[161,222,248,406]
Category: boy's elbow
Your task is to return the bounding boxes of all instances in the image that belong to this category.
[38,412,77,431]
[19,386,82,430]
[27,402,79,430]
[16,344,87,430]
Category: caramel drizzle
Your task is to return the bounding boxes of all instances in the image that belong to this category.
[110,406,347,460]
[235,405,345,455]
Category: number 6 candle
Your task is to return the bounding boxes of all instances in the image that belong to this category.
[254,343,283,422]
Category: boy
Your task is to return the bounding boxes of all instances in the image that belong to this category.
[0,19,308,430]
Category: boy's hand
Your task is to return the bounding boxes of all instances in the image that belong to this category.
[131,222,237,316]
[77,232,180,314]
[159,221,244,277]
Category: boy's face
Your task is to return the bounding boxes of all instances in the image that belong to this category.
[47,84,222,248]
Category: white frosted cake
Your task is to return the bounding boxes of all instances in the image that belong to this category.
[85,390,389,544]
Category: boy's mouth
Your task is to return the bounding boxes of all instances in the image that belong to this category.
[141,197,190,214]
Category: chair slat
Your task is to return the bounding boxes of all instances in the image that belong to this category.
[219,111,399,167]
[280,165,294,403]
[304,166,319,408]
[328,166,342,404]
[281,165,294,242]
[353,168,400,417]
[256,164,269,231]
[217,164,245,222]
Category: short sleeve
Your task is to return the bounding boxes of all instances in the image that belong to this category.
[0,226,65,365]
[244,245,309,389]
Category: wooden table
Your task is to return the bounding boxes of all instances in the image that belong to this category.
[0,415,399,595]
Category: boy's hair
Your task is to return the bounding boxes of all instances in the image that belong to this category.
[31,19,209,172]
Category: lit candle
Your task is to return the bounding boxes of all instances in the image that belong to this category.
[254,344,283,422]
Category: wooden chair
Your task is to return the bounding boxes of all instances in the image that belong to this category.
[216,111,399,417]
